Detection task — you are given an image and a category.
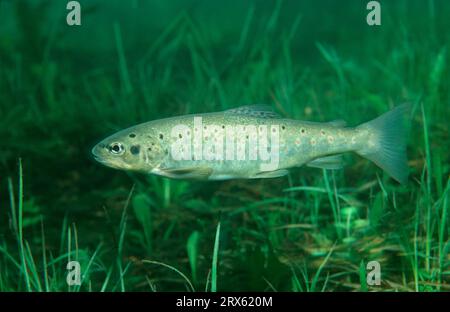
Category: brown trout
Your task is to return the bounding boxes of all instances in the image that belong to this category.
[92,104,409,183]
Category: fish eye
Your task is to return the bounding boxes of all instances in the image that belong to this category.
[108,142,125,155]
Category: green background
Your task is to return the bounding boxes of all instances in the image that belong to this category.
[0,0,448,291]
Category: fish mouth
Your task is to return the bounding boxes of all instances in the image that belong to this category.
[91,152,130,170]
[91,145,108,162]
[91,146,110,165]
[93,155,105,163]
[92,154,109,166]
[92,151,111,165]
[91,145,102,157]
[93,156,120,169]
[91,144,133,170]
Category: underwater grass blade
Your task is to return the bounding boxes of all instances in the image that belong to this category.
[311,243,335,292]
[40,218,49,292]
[142,260,195,292]
[113,22,133,94]
[211,221,221,292]
[359,260,368,292]
[16,159,31,291]
[187,231,200,285]
[100,265,115,292]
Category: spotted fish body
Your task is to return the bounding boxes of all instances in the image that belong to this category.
[92,105,409,184]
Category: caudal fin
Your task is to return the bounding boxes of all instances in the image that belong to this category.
[356,104,410,184]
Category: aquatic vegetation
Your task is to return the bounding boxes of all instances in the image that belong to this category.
[0,0,448,291]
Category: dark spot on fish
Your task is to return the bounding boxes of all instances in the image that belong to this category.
[272,128,277,133]
[129,133,136,138]
[320,130,325,135]
[222,125,225,129]
[130,145,140,155]
[179,133,183,139]
[282,125,286,130]
[159,134,164,140]
[301,128,306,134]
[148,147,152,152]
[152,143,155,146]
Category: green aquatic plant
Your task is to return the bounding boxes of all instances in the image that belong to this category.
[0,0,449,292]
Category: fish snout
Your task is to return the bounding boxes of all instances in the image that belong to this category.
[91,144,107,162]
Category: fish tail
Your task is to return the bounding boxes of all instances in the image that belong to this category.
[356,104,410,184]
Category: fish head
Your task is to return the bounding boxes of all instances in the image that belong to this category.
[91,126,166,173]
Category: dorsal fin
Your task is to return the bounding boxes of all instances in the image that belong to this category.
[224,105,281,119]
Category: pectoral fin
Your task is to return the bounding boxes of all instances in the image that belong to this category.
[307,155,344,170]
[157,166,213,180]
[250,169,289,179]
